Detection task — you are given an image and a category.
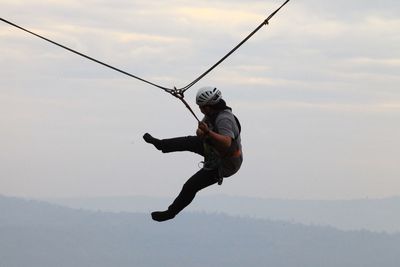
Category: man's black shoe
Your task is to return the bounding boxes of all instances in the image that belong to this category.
[151,210,175,222]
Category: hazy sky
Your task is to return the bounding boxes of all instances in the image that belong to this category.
[1,0,399,199]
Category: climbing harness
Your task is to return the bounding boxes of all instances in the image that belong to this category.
[0,0,290,121]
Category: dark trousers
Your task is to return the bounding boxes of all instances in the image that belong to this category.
[160,136,219,215]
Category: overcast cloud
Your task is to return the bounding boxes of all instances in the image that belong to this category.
[1,0,399,199]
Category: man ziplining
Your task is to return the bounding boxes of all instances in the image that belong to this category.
[143,86,242,222]
[1,1,290,222]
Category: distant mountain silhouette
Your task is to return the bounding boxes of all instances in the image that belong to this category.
[1,195,400,267]
[47,194,400,233]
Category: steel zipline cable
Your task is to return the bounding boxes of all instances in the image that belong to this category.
[180,0,291,93]
[0,0,290,122]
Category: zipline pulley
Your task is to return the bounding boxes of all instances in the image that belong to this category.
[168,87,201,123]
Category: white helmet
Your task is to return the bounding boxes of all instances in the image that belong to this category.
[196,86,222,106]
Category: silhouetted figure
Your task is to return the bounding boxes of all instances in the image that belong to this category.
[143,86,243,222]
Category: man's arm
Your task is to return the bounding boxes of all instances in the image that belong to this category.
[197,122,232,154]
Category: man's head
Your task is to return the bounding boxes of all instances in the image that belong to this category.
[196,86,222,115]
[196,86,222,106]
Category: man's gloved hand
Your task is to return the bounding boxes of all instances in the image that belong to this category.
[196,122,210,137]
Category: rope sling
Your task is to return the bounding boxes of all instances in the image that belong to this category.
[1,0,291,122]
